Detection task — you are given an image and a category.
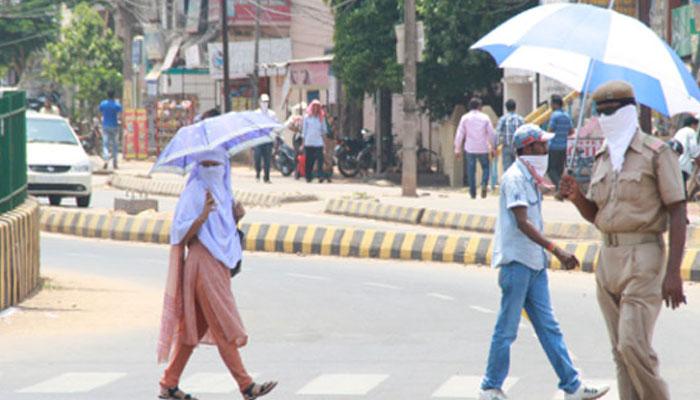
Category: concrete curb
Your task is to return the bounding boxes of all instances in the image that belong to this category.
[38,207,700,282]
[324,198,424,224]
[1,198,41,310]
[109,174,317,207]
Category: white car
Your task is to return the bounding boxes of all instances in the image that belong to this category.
[26,112,92,207]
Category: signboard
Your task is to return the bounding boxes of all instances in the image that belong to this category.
[209,0,290,24]
[208,38,292,79]
[673,5,693,57]
[579,0,637,17]
[289,62,330,87]
[186,0,202,33]
[123,108,149,160]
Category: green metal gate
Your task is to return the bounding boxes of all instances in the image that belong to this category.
[0,91,27,213]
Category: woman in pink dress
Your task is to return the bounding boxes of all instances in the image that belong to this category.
[156,148,277,400]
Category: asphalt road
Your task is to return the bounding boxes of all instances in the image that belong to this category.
[2,235,700,400]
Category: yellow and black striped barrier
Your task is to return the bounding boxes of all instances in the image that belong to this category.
[39,207,700,282]
[325,198,424,224]
[0,198,41,310]
[110,174,317,207]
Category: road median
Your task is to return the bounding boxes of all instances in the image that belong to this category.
[39,207,700,282]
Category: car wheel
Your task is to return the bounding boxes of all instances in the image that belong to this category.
[49,195,62,206]
[76,195,91,208]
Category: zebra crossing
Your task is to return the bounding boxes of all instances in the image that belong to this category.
[4,371,618,399]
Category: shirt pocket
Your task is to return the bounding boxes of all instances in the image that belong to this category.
[588,169,610,205]
[617,170,644,201]
[526,184,540,205]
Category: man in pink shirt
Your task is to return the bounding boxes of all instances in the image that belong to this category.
[454,97,497,198]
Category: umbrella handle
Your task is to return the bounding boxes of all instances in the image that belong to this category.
[567,59,596,171]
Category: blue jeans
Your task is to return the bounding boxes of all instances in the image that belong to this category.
[502,148,515,173]
[102,126,119,168]
[481,262,580,394]
[490,153,499,189]
[465,152,489,198]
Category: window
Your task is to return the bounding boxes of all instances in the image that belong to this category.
[27,118,78,145]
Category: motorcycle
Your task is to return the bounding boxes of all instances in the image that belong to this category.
[273,135,296,177]
[335,128,394,177]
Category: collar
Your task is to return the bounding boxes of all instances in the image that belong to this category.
[595,130,643,157]
[515,158,535,183]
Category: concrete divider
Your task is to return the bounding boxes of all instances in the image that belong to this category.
[325,198,424,224]
[110,174,317,207]
[38,207,700,281]
[0,198,41,310]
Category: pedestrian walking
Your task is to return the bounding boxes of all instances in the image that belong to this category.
[672,115,700,193]
[454,97,497,199]
[479,124,609,400]
[99,90,123,170]
[321,105,335,182]
[560,81,687,400]
[253,94,276,183]
[546,94,573,191]
[496,99,525,173]
[157,148,277,400]
[302,99,329,183]
[39,96,60,115]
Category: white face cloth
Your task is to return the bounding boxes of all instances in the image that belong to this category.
[519,155,548,177]
[260,101,269,113]
[598,104,639,172]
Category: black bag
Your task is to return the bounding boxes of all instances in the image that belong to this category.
[230,228,245,278]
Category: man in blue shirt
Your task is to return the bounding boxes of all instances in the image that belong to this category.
[547,95,574,191]
[99,90,123,170]
[479,124,608,400]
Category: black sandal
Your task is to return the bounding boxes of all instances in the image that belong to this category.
[158,386,198,400]
[242,381,278,400]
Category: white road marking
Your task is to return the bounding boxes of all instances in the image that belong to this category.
[296,373,389,395]
[551,379,617,399]
[364,282,401,290]
[470,305,495,314]
[17,372,126,393]
[432,375,518,398]
[180,372,259,393]
[286,273,329,281]
[427,293,455,301]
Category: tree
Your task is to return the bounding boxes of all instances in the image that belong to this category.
[0,0,61,84]
[418,0,538,120]
[42,2,123,121]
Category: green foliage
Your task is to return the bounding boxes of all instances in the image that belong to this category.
[330,0,403,100]
[418,0,538,119]
[0,0,61,82]
[43,2,123,120]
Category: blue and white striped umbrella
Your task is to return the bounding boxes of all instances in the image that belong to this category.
[471,3,700,116]
[150,111,282,175]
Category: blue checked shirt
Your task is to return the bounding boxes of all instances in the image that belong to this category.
[496,112,525,152]
[492,160,549,270]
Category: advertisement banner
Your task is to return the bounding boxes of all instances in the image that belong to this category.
[673,5,693,57]
[289,62,330,87]
[123,109,149,160]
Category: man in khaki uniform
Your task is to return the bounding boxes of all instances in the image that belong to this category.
[560,81,687,400]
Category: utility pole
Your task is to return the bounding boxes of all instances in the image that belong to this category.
[117,3,135,108]
[401,0,418,196]
[638,0,652,133]
[221,0,231,112]
[252,0,261,109]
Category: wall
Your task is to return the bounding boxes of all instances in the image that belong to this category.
[0,198,41,311]
[289,0,335,59]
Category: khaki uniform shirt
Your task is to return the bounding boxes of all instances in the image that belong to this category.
[586,132,685,234]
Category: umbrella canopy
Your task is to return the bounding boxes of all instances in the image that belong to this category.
[151,111,282,175]
[471,3,700,116]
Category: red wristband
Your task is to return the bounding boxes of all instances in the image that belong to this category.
[546,242,556,253]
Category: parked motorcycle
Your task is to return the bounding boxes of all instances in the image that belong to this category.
[273,135,296,177]
[334,132,365,178]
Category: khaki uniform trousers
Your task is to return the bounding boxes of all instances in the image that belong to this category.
[596,238,669,400]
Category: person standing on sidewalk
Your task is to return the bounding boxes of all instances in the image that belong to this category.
[253,94,276,183]
[454,97,497,199]
[560,81,686,400]
[495,99,525,178]
[302,99,329,183]
[673,115,700,193]
[479,124,608,400]
[546,95,573,191]
[99,90,122,170]
[157,148,277,400]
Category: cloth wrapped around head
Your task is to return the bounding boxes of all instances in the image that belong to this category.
[306,99,326,119]
[170,148,241,269]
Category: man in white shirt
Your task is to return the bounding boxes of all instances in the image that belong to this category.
[254,94,277,183]
[673,115,700,193]
[39,97,60,115]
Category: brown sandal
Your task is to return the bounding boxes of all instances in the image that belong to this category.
[242,381,278,400]
[158,386,198,400]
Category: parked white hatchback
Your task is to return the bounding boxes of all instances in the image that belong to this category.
[26,112,92,207]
